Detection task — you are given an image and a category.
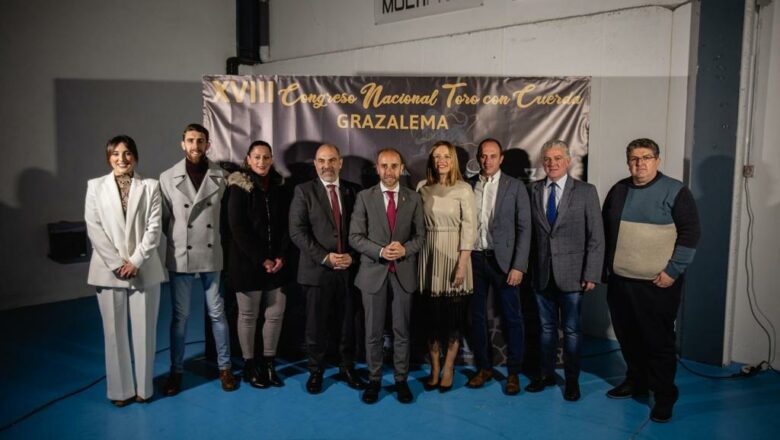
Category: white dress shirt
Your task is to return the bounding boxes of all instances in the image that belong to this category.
[320,177,342,211]
[474,170,501,251]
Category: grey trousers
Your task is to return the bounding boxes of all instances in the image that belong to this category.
[362,273,412,382]
[236,288,286,358]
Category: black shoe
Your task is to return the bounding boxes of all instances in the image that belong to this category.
[396,380,413,403]
[264,357,284,387]
[422,375,439,391]
[243,359,270,389]
[338,367,367,390]
[606,381,648,399]
[362,381,381,404]
[162,371,182,397]
[650,403,673,423]
[306,370,324,394]
[525,376,556,393]
[564,380,581,401]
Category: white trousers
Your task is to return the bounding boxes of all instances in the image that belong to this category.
[96,285,160,400]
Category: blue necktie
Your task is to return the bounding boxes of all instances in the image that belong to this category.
[546,182,557,226]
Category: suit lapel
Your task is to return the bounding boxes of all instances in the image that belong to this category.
[534,181,551,233]
[172,160,196,204]
[192,164,220,206]
[314,181,337,229]
[373,186,392,238]
[101,174,126,235]
[491,174,510,228]
[124,174,143,234]
[553,176,575,230]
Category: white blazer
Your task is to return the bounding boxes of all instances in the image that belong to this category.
[84,172,167,289]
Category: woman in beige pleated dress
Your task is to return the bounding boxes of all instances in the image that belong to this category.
[417,140,477,392]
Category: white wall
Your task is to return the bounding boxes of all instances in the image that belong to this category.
[0,0,234,309]
[729,1,780,366]
[253,0,693,338]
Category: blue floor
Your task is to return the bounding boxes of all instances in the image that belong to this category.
[1,291,779,440]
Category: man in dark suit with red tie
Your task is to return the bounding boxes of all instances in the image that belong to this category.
[289,143,367,394]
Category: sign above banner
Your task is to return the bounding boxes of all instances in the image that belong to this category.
[375,0,483,25]
[202,75,590,185]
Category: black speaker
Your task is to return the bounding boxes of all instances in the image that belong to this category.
[47,221,91,264]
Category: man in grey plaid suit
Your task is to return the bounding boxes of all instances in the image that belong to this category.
[525,140,604,401]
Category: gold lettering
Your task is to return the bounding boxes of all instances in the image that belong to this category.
[442,82,467,108]
[212,80,231,102]
[374,114,385,129]
[229,81,249,103]
[337,114,348,128]
[279,83,303,106]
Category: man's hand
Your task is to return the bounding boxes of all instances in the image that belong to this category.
[326,253,352,270]
[581,281,596,292]
[266,257,284,273]
[382,241,406,261]
[506,269,524,287]
[653,271,675,288]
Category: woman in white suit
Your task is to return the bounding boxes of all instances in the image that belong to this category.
[84,135,167,406]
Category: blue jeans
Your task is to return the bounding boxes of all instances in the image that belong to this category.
[470,252,524,374]
[169,271,231,371]
[535,289,583,380]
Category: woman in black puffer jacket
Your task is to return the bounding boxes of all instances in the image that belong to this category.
[226,140,291,388]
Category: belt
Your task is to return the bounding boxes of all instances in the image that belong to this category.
[474,249,495,257]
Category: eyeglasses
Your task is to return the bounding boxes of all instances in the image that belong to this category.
[627,155,658,165]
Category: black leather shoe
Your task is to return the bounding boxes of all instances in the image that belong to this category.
[362,381,381,404]
[243,359,270,389]
[395,380,413,404]
[162,372,182,397]
[265,357,284,387]
[306,370,324,394]
[564,380,581,401]
[606,381,648,399]
[650,403,673,423]
[339,367,367,390]
[525,376,556,393]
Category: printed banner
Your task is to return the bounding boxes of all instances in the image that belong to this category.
[374,0,484,25]
[203,75,590,186]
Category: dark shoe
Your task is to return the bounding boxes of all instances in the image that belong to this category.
[219,369,240,392]
[362,381,381,404]
[525,375,556,393]
[243,359,270,389]
[265,357,284,387]
[396,380,413,404]
[505,374,521,396]
[338,367,367,390]
[439,367,454,393]
[650,403,673,423]
[606,381,648,399]
[422,375,439,391]
[111,397,135,407]
[564,380,581,401]
[306,370,324,394]
[134,395,151,404]
[466,369,494,389]
[162,372,182,397]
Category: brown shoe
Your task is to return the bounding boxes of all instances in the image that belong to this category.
[162,372,182,397]
[111,397,135,407]
[466,369,494,389]
[220,369,240,392]
[505,374,521,395]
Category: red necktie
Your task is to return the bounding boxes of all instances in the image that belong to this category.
[327,184,342,253]
[386,191,396,272]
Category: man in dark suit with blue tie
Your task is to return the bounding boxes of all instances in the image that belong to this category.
[526,140,604,401]
[465,138,532,395]
[349,148,425,404]
[289,143,367,394]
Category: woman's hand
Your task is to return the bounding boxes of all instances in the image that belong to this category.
[452,264,465,288]
[118,261,138,279]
